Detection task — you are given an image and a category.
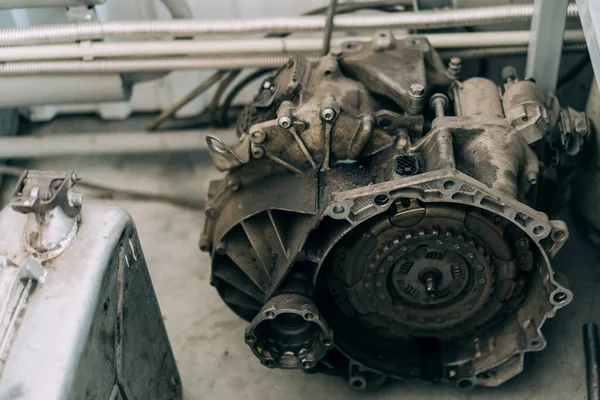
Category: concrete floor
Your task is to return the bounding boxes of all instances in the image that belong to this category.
[9,115,600,400]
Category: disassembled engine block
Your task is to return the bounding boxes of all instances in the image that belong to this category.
[201,32,588,390]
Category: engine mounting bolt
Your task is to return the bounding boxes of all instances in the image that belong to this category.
[250,130,265,143]
[437,240,444,245]
[321,107,336,121]
[479,278,487,285]
[501,65,519,82]
[227,177,241,191]
[430,93,449,118]
[215,241,227,255]
[448,57,462,77]
[400,246,408,252]
[527,171,538,185]
[262,79,272,90]
[251,146,265,158]
[468,253,475,259]
[278,115,292,129]
[409,83,425,98]
[476,265,484,271]
[454,244,461,250]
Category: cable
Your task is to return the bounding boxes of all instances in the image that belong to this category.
[322,0,338,56]
[210,69,241,127]
[217,68,273,127]
[146,70,227,131]
[0,165,205,210]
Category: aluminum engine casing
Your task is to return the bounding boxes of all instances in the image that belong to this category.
[201,34,582,390]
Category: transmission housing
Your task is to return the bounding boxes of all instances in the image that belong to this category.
[200,33,587,390]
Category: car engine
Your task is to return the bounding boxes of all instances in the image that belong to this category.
[200,33,588,390]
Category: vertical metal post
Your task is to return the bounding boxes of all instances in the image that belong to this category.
[577,0,600,86]
[322,0,338,56]
[584,324,600,400]
[525,0,570,94]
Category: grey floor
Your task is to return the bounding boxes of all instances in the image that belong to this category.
[10,115,600,400]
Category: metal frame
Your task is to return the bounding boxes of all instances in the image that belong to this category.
[525,0,571,94]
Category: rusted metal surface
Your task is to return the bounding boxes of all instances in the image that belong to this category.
[201,33,587,391]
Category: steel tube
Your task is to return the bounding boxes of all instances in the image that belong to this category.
[0,130,237,159]
[0,4,579,46]
[0,31,585,63]
[584,324,600,400]
[0,0,104,8]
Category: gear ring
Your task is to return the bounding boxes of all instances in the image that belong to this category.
[327,202,513,340]
[366,230,496,332]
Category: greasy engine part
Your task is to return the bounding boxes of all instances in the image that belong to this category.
[201,32,587,390]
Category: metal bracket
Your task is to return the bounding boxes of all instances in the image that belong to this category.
[11,170,81,217]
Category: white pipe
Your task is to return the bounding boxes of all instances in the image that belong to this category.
[0,4,580,46]
[0,55,306,75]
[0,30,586,62]
[0,0,104,8]
[0,130,237,159]
[0,75,130,106]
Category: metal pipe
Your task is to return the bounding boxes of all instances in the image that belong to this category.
[0,3,579,46]
[439,43,587,60]
[0,31,585,62]
[0,42,588,75]
[0,55,313,75]
[0,75,131,106]
[322,0,338,55]
[0,130,237,159]
[525,0,570,93]
[584,324,600,400]
[0,0,104,8]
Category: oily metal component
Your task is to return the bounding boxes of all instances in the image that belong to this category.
[201,33,585,391]
[245,294,333,370]
[339,32,452,115]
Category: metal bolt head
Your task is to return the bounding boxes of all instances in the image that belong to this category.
[251,146,265,158]
[227,177,241,191]
[249,130,265,144]
[501,66,518,82]
[430,93,449,110]
[527,171,538,185]
[321,107,336,121]
[67,190,83,207]
[448,57,462,76]
[278,116,292,129]
[409,83,425,98]
[262,80,272,90]
[215,241,227,255]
